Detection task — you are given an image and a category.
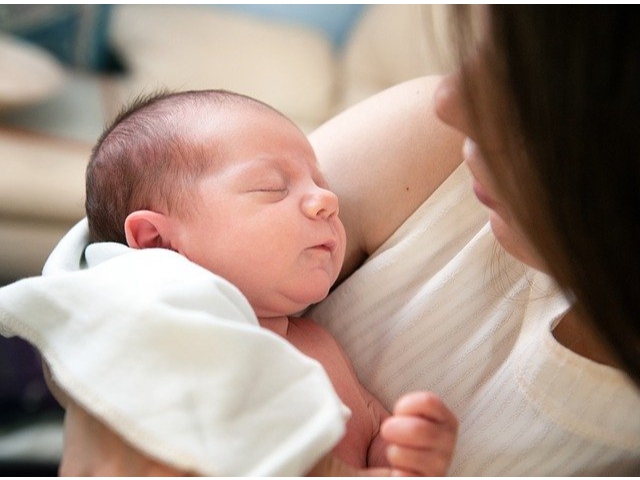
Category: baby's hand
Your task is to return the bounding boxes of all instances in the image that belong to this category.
[380,392,458,476]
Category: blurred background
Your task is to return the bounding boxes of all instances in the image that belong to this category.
[0,4,451,475]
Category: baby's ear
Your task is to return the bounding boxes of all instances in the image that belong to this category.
[124,210,174,249]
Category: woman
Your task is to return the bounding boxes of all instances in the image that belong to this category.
[57,5,639,475]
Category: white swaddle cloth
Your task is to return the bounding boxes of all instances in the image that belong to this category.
[0,220,348,476]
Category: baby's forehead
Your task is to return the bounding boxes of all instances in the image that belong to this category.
[182,101,293,137]
[173,96,313,164]
[192,95,284,118]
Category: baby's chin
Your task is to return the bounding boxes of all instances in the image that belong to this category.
[263,285,332,317]
[302,282,334,306]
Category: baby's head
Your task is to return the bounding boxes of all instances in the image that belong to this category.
[87,89,346,317]
[87,89,291,244]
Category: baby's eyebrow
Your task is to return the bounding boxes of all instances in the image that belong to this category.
[232,158,287,183]
[235,154,320,184]
[234,157,276,172]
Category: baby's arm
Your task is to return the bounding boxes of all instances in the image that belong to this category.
[381,392,458,476]
[314,323,457,474]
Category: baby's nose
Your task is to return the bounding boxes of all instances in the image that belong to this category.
[302,187,339,220]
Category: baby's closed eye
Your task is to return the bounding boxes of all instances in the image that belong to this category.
[248,186,289,201]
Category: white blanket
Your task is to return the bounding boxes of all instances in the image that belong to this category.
[0,219,348,476]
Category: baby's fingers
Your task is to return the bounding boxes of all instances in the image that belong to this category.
[394,391,458,429]
[381,415,455,449]
[386,444,450,477]
[382,392,458,447]
[381,392,458,476]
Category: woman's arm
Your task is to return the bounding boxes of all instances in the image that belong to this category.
[310,75,464,282]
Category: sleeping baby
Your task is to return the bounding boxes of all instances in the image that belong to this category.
[0,88,458,476]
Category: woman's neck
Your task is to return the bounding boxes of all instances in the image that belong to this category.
[553,308,620,368]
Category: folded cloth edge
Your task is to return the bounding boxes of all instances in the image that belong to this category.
[0,219,349,476]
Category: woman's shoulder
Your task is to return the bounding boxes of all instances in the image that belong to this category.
[310,76,464,281]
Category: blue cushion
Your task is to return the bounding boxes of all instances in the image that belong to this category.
[214,4,368,48]
[0,5,116,72]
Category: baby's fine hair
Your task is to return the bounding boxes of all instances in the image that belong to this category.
[86,89,288,244]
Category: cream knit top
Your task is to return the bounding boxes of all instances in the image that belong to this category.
[308,164,640,475]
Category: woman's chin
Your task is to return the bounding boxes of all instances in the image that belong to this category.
[489,212,547,272]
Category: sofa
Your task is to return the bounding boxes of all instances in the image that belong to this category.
[0,4,451,283]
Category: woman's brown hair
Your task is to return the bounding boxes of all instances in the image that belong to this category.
[452,6,639,385]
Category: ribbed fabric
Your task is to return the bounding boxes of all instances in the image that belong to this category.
[308,164,640,475]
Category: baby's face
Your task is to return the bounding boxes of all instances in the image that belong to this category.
[175,107,346,318]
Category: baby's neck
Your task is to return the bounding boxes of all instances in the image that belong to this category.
[258,316,290,338]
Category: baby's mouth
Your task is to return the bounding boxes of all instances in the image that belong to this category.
[312,240,336,253]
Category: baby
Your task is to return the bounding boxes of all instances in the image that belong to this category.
[85,89,457,475]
